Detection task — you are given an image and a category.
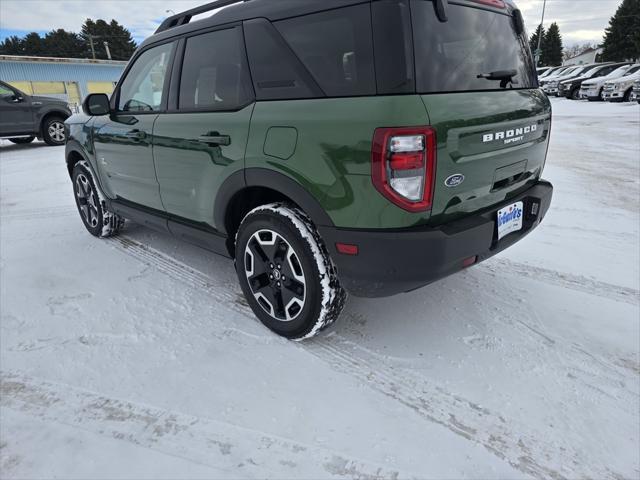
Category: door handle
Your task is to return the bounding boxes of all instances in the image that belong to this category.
[125,129,146,140]
[197,132,231,146]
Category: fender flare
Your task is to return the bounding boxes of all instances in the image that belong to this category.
[214,168,334,235]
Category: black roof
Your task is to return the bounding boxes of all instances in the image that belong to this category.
[143,0,367,48]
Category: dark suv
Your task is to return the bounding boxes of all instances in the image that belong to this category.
[0,80,71,146]
[65,0,553,340]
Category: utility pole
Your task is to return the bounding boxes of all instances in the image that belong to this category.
[535,0,547,67]
[88,34,96,60]
[103,41,112,60]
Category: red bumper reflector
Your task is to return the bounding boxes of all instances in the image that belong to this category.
[463,256,478,268]
[336,243,359,256]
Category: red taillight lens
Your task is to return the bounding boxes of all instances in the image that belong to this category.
[390,152,424,171]
[470,0,505,8]
[371,127,437,213]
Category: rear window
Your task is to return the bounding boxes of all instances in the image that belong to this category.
[411,0,537,93]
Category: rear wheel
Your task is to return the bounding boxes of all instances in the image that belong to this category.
[72,162,124,238]
[43,116,66,146]
[9,137,35,144]
[235,204,346,340]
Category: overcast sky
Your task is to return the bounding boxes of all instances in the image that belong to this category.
[0,0,620,47]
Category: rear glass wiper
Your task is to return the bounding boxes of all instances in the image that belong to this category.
[477,70,519,88]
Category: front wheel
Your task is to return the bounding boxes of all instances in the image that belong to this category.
[72,161,124,238]
[9,137,35,144]
[235,204,346,340]
[570,88,580,100]
[43,116,66,146]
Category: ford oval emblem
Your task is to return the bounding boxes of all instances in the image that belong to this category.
[445,174,465,188]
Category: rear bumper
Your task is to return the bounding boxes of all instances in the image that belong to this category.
[320,180,553,298]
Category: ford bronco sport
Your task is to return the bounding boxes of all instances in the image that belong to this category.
[65,0,553,340]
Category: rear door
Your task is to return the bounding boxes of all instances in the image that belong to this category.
[153,27,254,231]
[410,0,551,224]
[93,42,175,211]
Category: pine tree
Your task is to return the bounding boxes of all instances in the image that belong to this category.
[0,36,24,55]
[42,29,85,58]
[529,25,545,66]
[81,19,136,60]
[601,0,640,62]
[21,32,45,57]
[543,23,563,66]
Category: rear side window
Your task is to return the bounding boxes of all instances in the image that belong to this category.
[411,1,537,93]
[276,4,376,97]
[179,28,252,111]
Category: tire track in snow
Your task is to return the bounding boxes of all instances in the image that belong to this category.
[480,257,639,306]
[106,234,633,480]
[306,337,633,480]
[0,371,402,480]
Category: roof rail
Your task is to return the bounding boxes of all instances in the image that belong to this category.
[156,0,250,34]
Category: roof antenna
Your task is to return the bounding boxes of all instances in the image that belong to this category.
[433,0,449,22]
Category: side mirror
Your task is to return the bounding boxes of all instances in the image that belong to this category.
[11,95,24,103]
[82,93,110,116]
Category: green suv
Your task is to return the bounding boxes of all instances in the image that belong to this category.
[65,0,553,340]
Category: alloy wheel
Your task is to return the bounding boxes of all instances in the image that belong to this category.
[75,174,99,228]
[48,121,65,143]
[244,229,306,322]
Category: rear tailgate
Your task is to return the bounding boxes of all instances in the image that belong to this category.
[409,0,551,225]
[423,91,551,224]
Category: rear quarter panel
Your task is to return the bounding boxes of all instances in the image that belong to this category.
[246,95,432,229]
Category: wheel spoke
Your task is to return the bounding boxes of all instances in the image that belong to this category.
[244,228,307,323]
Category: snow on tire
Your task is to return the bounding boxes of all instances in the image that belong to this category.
[235,203,347,340]
[72,161,124,238]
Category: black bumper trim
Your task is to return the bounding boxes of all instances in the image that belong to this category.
[320,180,553,298]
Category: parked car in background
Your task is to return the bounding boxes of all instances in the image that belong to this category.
[631,79,640,103]
[559,63,626,100]
[580,64,640,101]
[536,67,551,77]
[543,64,600,96]
[603,68,640,102]
[0,80,72,146]
[538,66,572,87]
[65,0,553,340]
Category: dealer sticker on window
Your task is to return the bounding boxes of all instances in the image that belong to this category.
[497,201,524,241]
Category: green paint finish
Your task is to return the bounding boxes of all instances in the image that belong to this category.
[92,114,164,211]
[153,105,254,228]
[264,127,298,160]
[245,95,432,229]
[422,89,552,225]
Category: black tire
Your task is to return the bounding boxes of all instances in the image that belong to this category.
[623,88,632,102]
[9,137,35,144]
[235,203,346,340]
[42,116,66,146]
[72,161,124,238]
[570,87,580,100]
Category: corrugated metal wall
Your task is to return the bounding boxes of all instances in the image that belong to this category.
[0,60,125,101]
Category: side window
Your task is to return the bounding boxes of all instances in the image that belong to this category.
[179,28,252,111]
[118,42,173,112]
[0,84,15,98]
[244,18,320,101]
[276,4,376,97]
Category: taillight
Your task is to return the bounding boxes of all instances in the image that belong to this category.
[371,127,436,212]
[470,0,506,8]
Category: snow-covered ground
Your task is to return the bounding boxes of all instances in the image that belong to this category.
[1,98,638,479]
